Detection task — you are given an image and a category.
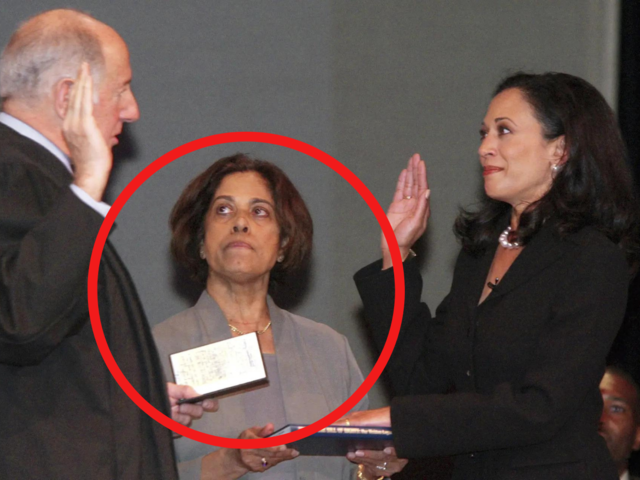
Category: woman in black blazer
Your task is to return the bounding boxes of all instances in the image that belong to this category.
[344,73,639,479]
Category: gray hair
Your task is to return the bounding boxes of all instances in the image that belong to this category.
[0,9,105,104]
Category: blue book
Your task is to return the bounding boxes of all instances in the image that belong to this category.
[269,424,394,456]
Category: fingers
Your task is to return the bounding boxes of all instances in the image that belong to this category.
[340,407,391,427]
[240,448,299,472]
[167,383,200,405]
[391,169,407,203]
[348,447,409,477]
[201,398,219,412]
[403,160,414,200]
[80,63,93,118]
[257,423,275,438]
[171,412,195,427]
[417,155,428,192]
[64,64,83,129]
[348,447,398,460]
[414,187,431,228]
[166,383,218,427]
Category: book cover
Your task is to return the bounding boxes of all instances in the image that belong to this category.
[170,332,267,404]
[269,424,394,456]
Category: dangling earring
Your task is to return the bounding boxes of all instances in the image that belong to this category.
[199,244,206,260]
[277,254,284,263]
[551,164,560,178]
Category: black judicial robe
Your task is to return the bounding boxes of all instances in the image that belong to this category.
[0,123,177,479]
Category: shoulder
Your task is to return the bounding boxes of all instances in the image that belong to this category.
[566,226,627,269]
[152,305,204,354]
[0,125,49,168]
[0,132,64,195]
[281,310,348,350]
[281,309,348,346]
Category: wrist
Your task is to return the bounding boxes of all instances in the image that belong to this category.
[381,248,416,270]
[203,448,247,480]
[73,174,108,202]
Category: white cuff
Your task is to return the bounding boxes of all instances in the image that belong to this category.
[69,184,111,217]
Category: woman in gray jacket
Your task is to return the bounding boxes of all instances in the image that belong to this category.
[154,154,406,480]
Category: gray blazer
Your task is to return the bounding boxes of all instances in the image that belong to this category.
[153,291,368,480]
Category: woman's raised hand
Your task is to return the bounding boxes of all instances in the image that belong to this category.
[381,154,430,269]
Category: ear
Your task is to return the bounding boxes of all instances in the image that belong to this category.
[277,237,289,263]
[551,135,568,166]
[53,78,74,119]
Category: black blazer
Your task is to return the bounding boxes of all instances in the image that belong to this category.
[0,123,177,479]
[355,222,628,480]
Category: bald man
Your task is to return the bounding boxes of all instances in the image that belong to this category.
[0,10,212,479]
[600,367,640,480]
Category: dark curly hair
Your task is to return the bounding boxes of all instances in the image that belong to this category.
[455,72,639,267]
[170,153,313,285]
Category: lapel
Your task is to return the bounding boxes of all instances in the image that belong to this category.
[482,219,570,303]
[190,292,331,423]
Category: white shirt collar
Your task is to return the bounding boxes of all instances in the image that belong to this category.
[0,112,72,174]
[621,469,630,480]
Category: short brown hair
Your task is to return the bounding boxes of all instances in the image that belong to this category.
[170,153,313,285]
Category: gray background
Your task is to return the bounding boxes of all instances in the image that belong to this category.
[2,1,619,409]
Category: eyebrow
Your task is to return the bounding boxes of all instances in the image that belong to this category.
[213,195,275,208]
[480,117,518,129]
[494,116,517,126]
[603,394,630,404]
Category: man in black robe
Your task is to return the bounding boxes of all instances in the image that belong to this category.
[0,9,214,478]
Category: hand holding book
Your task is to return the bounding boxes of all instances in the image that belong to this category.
[166,383,219,430]
[337,407,407,478]
[348,447,407,479]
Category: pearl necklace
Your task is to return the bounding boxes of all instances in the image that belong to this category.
[499,226,520,249]
[228,321,272,336]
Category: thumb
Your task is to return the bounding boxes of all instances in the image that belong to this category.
[258,423,275,437]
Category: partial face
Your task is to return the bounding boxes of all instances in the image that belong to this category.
[92,33,139,147]
[599,372,640,469]
[202,171,282,284]
[479,88,561,211]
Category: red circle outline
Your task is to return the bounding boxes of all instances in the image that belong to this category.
[88,132,405,448]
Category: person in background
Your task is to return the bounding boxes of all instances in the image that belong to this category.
[344,72,639,479]
[0,9,214,479]
[154,154,407,479]
[600,366,640,480]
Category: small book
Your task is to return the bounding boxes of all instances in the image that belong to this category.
[170,332,267,404]
[269,424,394,456]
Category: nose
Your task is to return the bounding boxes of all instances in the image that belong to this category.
[121,89,140,123]
[478,135,496,160]
[598,411,608,431]
[232,214,249,233]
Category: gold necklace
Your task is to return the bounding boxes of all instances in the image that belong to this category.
[228,321,272,336]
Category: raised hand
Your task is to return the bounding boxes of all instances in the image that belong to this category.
[62,62,112,202]
[381,153,430,269]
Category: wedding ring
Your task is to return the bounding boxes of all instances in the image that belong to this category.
[376,461,388,471]
[344,419,351,426]
[405,195,411,199]
[261,457,268,468]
